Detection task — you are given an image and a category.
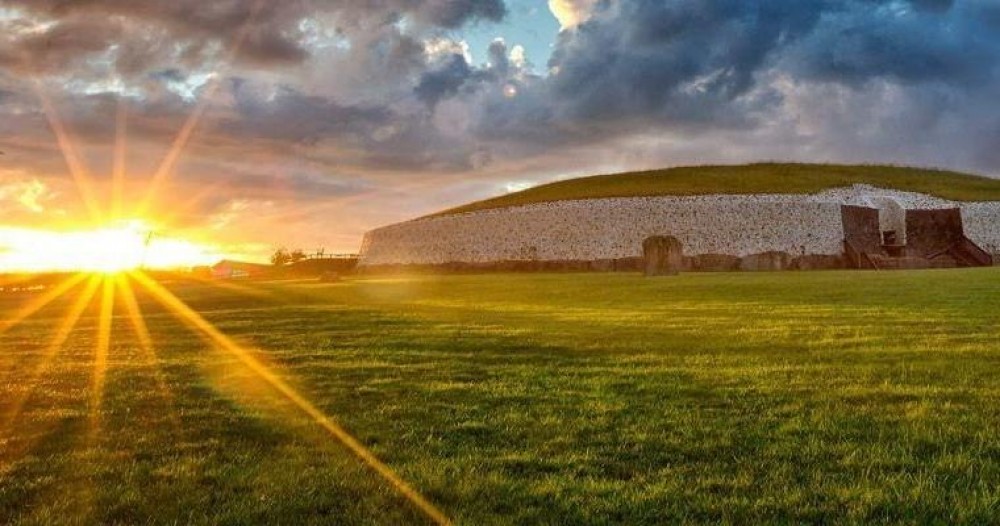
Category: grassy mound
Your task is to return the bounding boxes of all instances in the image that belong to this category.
[435,163,1000,216]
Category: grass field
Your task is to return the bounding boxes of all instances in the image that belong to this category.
[2,269,999,524]
[435,163,1000,216]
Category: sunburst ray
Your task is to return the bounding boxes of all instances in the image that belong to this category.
[0,273,89,336]
[128,271,452,526]
[32,82,104,224]
[88,276,116,441]
[115,274,178,423]
[1,275,102,434]
[152,182,226,229]
[111,99,128,220]
[134,0,267,218]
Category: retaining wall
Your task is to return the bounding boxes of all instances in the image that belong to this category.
[359,187,1000,267]
[961,204,1000,256]
[360,196,844,266]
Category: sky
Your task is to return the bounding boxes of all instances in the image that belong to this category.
[1,0,999,268]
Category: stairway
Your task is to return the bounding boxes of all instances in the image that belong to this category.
[926,236,993,268]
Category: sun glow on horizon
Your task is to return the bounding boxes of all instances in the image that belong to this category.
[0,4,453,521]
[0,220,223,273]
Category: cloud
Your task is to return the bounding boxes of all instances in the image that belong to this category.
[1,0,1000,254]
[415,54,480,108]
[2,0,509,80]
[467,0,1000,172]
[0,171,52,214]
[418,0,507,28]
[548,0,601,29]
[16,179,48,212]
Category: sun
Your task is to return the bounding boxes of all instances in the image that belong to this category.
[79,220,152,273]
[0,219,222,274]
[0,220,151,274]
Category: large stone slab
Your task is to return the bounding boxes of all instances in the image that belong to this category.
[643,236,684,276]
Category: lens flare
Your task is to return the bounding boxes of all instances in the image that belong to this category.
[129,271,452,525]
[1,2,452,521]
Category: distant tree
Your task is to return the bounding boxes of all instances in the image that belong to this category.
[270,248,291,266]
[289,249,307,264]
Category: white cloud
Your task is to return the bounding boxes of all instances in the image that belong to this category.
[424,37,472,64]
[510,45,527,69]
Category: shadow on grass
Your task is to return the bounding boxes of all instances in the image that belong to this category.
[163,293,1000,524]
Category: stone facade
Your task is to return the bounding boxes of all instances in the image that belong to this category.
[358,185,1000,267]
[961,203,1000,256]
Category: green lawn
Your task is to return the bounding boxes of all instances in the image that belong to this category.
[434,163,1000,216]
[2,269,1000,524]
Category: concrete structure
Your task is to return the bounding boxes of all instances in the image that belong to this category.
[358,185,1000,271]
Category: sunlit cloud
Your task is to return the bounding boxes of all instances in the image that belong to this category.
[0,172,51,213]
[548,0,600,29]
[16,178,48,212]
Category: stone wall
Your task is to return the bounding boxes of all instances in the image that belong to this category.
[360,196,845,266]
[841,205,884,255]
[961,203,1000,257]
[906,209,965,256]
[358,187,1000,267]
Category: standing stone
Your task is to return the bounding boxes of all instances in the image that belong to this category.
[643,236,684,276]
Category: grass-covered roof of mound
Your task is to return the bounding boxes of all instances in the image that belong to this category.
[434,163,1000,217]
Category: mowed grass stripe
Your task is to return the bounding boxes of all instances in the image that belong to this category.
[1,269,999,523]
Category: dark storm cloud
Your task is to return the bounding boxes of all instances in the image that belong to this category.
[532,0,1000,131]
[3,1,310,73]
[224,80,393,146]
[3,0,509,77]
[419,0,507,28]
[786,2,996,87]
[415,54,483,108]
[0,0,515,162]
[907,0,953,13]
[3,0,998,171]
[540,0,821,127]
[3,0,1000,244]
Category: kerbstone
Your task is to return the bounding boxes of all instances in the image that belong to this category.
[643,236,683,276]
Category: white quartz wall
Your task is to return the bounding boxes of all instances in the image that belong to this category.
[962,203,1000,256]
[360,196,846,265]
[359,187,1000,266]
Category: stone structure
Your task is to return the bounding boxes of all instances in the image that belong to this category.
[643,236,683,276]
[358,185,1000,271]
[739,251,793,272]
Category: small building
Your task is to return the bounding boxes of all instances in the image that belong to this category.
[211,260,272,280]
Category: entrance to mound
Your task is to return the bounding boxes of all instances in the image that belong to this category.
[841,205,993,269]
[866,196,906,252]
